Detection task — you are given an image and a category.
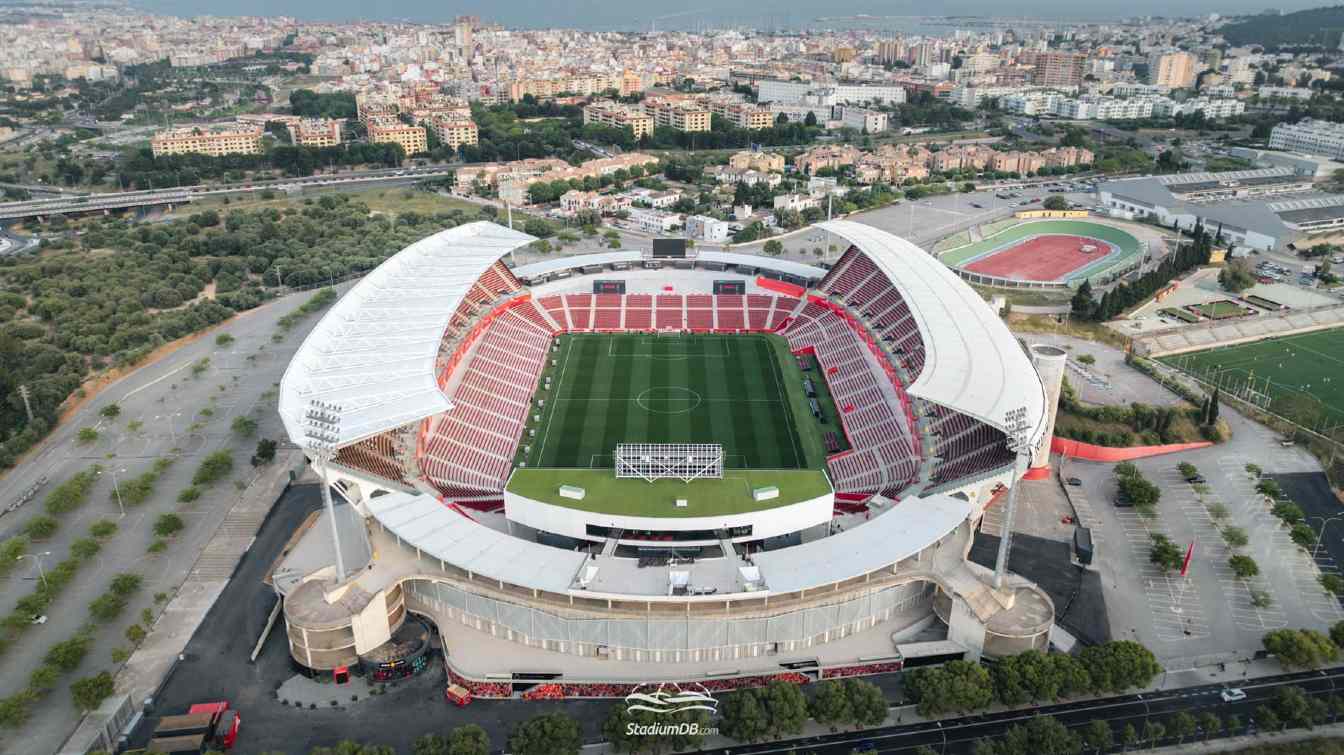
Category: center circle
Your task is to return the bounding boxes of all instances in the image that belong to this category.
[636,386,702,415]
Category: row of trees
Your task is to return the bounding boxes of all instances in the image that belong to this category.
[906,642,1162,717]
[1071,220,1217,322]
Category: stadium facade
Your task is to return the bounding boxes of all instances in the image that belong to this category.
[274,220,1059,695]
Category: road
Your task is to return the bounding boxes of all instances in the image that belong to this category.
[721,667,1344,754]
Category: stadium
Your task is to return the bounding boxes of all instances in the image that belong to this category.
[941,219,1143,290]
[273,220,1061,698]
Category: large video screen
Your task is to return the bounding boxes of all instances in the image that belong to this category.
[651,238,687,258]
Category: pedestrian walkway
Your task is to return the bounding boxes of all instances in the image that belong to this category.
[57,451,306,755]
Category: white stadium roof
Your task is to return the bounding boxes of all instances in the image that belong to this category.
[278,222,537,447]
[752,494,971,592]
[367,491,587,593]
[820,220,1047,440]
[510,250,827,280]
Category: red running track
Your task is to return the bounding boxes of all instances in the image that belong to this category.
[964,234,1115,283]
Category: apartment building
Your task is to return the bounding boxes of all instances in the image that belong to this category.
[990,151,1046,175]
[508,75,617,102]
[367,116,428,156]
[1269,119,1344,160]
[289,118,343,148]
[835,106,889,133]
[686,214,731,243]
[583,101,655,139]
[1026,51,1086,88]
[795,144,863,175]
[428,118,479,150]
[644,98,711,132]
[728,150,785,172]
[355,93,400,125]
[1150,51,1198,89]
[708,99,775,130]
[150,124,263,157]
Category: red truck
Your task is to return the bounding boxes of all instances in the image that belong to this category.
[148,701,240,752]
[444,684,472,707]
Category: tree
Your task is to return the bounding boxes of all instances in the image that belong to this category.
[45,634,91,671]
[1141,719,1165,746]
[1272,686,1319,729]
[719,689,769,743]
[1331,620,1344,648]
[1320,574,1344,595]
[1082,719,1113,753]
[844,679,888,728]
[231,415,258,437]
[808,680,854,730]
[508,713,581,755]
[1229,554,1260,580]
[1169,712,1197,743]
[1042,194,1068,211]
[1199,712,1221,740]
[1263,628,1340,669]
[1078,641,1162,693]
[153,513,185,537]
[758,681,809,738]
[251,438,277,466]
[70,671,115,711]
[1121,723,1139,751]
[763,239,784,256]
[99,403,121,419]
[1070,279,1095,318]
[1149,534,1185,572]
[603,705,707,754]
[1222,526,1249,548]
[804,111,818,127]
[908,660,994,716]
[1218,261,1256,293]
[1256,705,1283,732]
[192,450,233,485]
[1000,716,1081,755]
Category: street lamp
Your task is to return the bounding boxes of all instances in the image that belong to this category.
[993,406,1033,590]
[18,551,52,589]
[303,399,347,582]
[105,466,127,518]
[1308,514,1344,563]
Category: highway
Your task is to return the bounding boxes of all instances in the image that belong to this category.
[716,667,1344,754]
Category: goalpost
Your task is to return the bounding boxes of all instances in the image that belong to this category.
[615,443,723,483]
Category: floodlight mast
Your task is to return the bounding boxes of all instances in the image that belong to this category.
[304,400,347,582]
[992,406,1032,591]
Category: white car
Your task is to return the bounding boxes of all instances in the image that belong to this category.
[1220,688,1247,702]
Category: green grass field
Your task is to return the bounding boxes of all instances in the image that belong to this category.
[1158,327,1344,427]
[524,333,827,471]
[506,468,831,517]
[1191,300,1247,320]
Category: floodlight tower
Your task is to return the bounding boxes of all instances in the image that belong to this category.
[992,406,1032,590]
[303,399,347,582]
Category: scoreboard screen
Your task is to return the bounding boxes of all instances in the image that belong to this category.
[713,280,746,295]
[652,238,687,258]
[593,280,627,294]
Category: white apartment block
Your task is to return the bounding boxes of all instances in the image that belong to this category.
[685,214,731,243]
[757,79,906,106]
[628,208,681,234]
[1269,119,1344,160]
[835,106,889,133]
[1258,86,1314,101]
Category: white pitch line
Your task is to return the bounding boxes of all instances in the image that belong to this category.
[121,359,194,401]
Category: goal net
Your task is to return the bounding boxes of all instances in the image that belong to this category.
[615,443,723,483]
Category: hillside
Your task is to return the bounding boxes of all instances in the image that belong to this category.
[1221,5,1344,48]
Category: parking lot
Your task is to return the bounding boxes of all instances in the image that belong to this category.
[1062,405,1341,664]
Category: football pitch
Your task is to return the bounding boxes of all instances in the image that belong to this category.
[1158,327,1344,427]
[525,333,826,470]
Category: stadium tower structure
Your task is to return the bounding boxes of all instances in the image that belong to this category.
[275,220,1058,694]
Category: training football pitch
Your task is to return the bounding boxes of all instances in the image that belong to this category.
[524,333,826,470]
[1157,327,1344,427]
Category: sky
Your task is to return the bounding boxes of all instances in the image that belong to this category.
[133,0,1334,30]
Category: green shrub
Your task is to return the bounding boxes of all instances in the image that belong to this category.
[153,514,184,538]
[0,537,28,577]
[22,515,58,540]
[98,404,121,419]
[89,593,127,623]
[89,520,117,539]
[176,486,201,503]
[70,671,115,711]
[192,451,233,486]
[70,538,101,561]
[76,427,98,445]
[44,468,99,515]
[146,539,168,554]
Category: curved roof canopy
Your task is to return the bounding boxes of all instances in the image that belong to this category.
[279,221,536,447]
[818,220,1047,440]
